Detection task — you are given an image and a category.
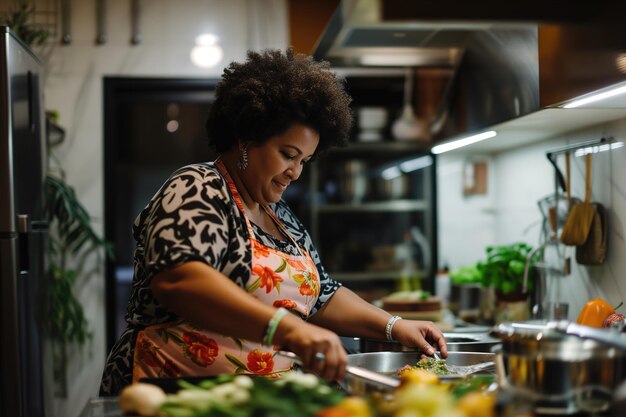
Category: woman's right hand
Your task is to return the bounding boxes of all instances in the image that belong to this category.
[273,313,347,382]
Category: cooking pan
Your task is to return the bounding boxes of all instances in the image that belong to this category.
[492,321,626,414]
[360,332,500,353]
[342,351,495,395]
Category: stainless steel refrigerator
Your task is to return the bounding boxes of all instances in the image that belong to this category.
[0,26,48,417]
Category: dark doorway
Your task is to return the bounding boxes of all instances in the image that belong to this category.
[103,78,219,350]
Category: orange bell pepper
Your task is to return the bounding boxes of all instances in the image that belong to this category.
[576,297,615,328]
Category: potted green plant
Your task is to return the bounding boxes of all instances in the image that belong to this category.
[45,168,114,396]
[2,4,49,46]
[477,242,537,299]
[476,242,539,322]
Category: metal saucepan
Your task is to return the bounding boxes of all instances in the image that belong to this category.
[343,351,495,395]
[491,321,626,414]
[360,332,501,353]
[277,351,399,391]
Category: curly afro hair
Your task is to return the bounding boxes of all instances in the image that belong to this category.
[206,49,353,155]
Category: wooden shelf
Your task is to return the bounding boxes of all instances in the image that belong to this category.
[329,140,431,156]
[317,200,428,212]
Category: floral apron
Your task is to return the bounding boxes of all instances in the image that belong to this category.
[132,160,320,381]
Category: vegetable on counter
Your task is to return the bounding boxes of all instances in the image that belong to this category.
[119,383,167,416]
[449,265,483,285]
[118,372,343,417]
[119,367,499,417]
[477,243,538,295]
[576,297,623,328]
[603,311,625,328]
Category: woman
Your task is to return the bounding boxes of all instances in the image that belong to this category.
[100,49,447,396]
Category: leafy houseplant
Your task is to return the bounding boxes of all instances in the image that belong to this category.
[2,4,49,46]
[476,242,539,301]
[45,170,114,395]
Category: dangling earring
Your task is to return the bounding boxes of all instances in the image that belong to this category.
[237,143,249,170]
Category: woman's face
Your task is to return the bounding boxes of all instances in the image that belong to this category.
[243,123,319,205]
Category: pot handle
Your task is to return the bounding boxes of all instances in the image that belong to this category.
[553,321,626,350]
[277,350,400,390]
[491,345,508,390]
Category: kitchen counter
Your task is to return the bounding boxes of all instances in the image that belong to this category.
[79,392,617,417]
[79,397,120,417]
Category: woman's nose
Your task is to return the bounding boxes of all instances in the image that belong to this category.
[286,162,302,180]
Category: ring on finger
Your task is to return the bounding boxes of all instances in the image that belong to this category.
[314,352,326,361]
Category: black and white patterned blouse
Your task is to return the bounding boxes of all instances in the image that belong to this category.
[99,161,341,395]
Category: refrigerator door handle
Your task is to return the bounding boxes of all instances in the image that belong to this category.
[17,214,29,233]
[17,215,30,273]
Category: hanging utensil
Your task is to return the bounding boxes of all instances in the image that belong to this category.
[560,153,596,246]
[61,0,72,44]
[130,0,141,45]
[392,68,424,141]
[96,0,107,45]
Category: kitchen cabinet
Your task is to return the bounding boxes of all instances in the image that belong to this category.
[438,106,626,156]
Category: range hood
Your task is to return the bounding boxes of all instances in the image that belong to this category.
[313,0,626,143]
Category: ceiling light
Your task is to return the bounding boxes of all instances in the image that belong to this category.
[166,120,179,133]
[562,83,626,108]
[190,33,223,68]
[431,131,497,154]
[196,34,219,46]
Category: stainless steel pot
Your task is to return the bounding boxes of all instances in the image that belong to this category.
[491,321,626,414]
[343,351,495,395]
[360,332,500,353]
[338,161,367,203]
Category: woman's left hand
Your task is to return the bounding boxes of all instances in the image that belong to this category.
[391,319,448,357]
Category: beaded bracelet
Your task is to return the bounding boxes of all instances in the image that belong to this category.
[263,307,289,346]
[385,315,403,341]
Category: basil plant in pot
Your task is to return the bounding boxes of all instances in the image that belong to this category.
[477,242,540,323]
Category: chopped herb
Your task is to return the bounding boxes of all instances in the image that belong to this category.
[413,357,450,375]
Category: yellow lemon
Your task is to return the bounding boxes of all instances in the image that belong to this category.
[399,368,440,386]
[336,396,373,417]
[456,392,496,417]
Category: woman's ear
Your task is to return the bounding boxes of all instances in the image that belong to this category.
[237,142,249,170]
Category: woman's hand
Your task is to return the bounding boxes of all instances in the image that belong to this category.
[273,314,347,382]
[391,319,448,358]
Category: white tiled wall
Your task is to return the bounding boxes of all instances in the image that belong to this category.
[438,116,626,322]
[36,1,287,416]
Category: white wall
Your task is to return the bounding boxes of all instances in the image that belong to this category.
[36,1,287,416]
[438,116,626,322]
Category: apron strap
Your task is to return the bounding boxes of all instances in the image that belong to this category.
[215,159,307,258]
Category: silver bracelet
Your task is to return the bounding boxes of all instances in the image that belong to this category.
[385,315,403,341]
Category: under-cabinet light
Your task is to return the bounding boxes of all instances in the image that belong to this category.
[360,54,429,66]
[430,131,497,154]
[381,166,402,180]
[379,155,433,181]
[562,83,626,108]
[574,141,624,157]
[399,155,433,173]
